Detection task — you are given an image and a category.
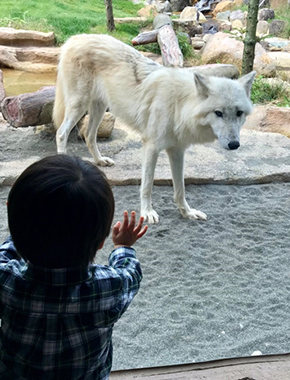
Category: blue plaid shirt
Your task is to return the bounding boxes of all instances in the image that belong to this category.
[0,236,142,380]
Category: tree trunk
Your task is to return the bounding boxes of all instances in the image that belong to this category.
[104,0,115,32]
[242,0,259,75]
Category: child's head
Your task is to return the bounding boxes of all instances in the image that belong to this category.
[8,154,115,268]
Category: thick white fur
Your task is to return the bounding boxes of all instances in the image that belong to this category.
[53,34,256,224]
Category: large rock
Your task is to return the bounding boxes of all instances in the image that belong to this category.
[137,5,158,18]
[269,20,286,37]
[244,105,290,138]
[267,51,290,80]
[190,63,240,79]
[180,6,199,20]
[212,1,235,17]
[256,20,270,37]
[79,113,115,139]
[258,8,275,21]
[0,45,59,72]
[0,27,55,47]
[230,9,247,25]
[201,32,276,76]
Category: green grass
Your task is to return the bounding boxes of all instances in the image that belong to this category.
[0,0,144,44]
[251,76,290,107]
[0,0,198,57]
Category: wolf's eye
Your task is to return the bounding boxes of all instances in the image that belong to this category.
[237,110,243,117]
[215,111,223,117]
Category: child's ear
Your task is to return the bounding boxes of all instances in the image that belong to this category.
[98,240,105,250]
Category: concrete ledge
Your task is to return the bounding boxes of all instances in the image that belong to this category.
[110,353,290,379]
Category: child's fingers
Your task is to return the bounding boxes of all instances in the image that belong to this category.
[133,216,145,234]
[136,225,148,239]
[128,211,136,230]
[112,221,121,238]
[121,211,129,230]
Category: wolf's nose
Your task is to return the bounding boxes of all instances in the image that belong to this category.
[228,141,240,150]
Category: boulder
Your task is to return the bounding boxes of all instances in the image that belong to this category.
[264,37,290,52]
[231,19,245,31]
[191,37,206,50]
[269,20,286,37]
[137,5,158,18]
[212,1,235,17]
[190,63,240,78]
[0,45,59,73]
[0,27,55,47]
[267,51,290,80]
[79,113,115,139]
[256,20,270,37]
[244,105,290,138]
[216,10,231,21]
[230,9,247,24]
[201,32,276,76]
[180,6,198,20]
[258,8,275,21]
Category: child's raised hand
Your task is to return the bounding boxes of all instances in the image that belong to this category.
[112,211,148,248]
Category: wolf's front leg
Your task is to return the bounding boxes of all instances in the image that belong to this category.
[166,147,207,221]
[140,143,160,224]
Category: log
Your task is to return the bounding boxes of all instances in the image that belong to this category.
[0,86,115,138]
[132,30,159,46]
[157,24,184,67]
[1,86,55,127]
[132,14,183,67]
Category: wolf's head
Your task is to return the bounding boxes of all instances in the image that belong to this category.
[194,71,256,150]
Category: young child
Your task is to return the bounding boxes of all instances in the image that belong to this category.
[0,154,147,380]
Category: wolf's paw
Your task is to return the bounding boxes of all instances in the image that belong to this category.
[186,208,207,221]
[97,157,115,167]
[141,209,159,224]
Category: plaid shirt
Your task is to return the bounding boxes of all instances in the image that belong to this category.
[0,236,142,380]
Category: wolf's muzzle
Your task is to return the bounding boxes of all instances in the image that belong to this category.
[228,141,240,150]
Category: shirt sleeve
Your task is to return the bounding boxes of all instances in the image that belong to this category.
[108,246,142,316]
[0,236,23,263]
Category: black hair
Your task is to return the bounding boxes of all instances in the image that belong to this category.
[8,154,115,268]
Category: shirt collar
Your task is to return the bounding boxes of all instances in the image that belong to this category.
[23,262,92,286]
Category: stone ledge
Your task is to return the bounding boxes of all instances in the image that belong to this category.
[0,27,55,47]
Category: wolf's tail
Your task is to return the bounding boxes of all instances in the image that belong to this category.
[53,73,65,130]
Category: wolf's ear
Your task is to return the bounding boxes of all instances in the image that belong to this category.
[194,72,210,97]
[238,71,256,98]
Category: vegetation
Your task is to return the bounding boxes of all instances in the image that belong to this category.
[251,76,290,107]
[0,0,144,44]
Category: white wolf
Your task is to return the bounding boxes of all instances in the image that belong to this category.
[53,34,255,224]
